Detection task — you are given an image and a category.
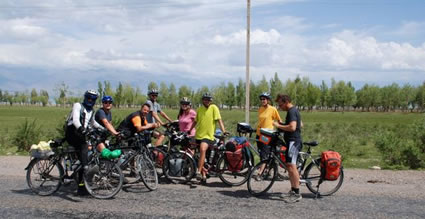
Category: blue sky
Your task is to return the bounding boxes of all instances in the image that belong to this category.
[0,0,424,97]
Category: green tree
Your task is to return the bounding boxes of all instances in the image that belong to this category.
[320,80,330,110]
[159,82,169,106]
[97,81,104,102]
[168,83,178,108]
[236,78,245,109]
[270,72,283,102]
[30,88,38,105]
[305,82,321,111]
[40,90,49,107]
[104,81,114,96]
[178,85,192,100]
[122,84,136,107]
[54,81,69,107]
[224,82,236,110]
[114,82,124,108]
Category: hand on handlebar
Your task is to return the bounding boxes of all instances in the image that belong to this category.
[223,131,230,137]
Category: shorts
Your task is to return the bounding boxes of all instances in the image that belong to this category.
[196,139,215,146]
[285,140,302,165]
[256,135,270,161]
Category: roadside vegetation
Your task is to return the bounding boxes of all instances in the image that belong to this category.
[0,106,423,170]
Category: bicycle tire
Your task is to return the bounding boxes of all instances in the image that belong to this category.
[84,159,123,199]
[149,147,167,178]
[303,158,344,196]
[26,158,63,196]
[247,160,277,196]
[163,151,196,184]
[136,154,158,191]
[216,154,251,186]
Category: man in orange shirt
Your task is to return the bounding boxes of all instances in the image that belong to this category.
[118,103,159,139]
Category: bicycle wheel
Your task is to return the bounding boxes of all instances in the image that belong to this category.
[216,155,251,186]
[163,151,196,184]
[304,158,344,196]
[84,159,123,199]
[149,147,167,178]
[136,154,158,191]
[26,158,63,196]
[247,160,277,196]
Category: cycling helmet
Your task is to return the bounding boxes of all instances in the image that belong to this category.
[83,89,98,109]
[102,95,113,103]
[201,92,213,101]
[259,92,271,100]
[180,97,191,105]
[148,89,159,96]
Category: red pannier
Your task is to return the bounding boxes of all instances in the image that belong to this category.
[225,138,249,172]
[279,146,287,167]
[321,150,342,181]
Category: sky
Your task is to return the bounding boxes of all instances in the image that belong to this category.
[0,0,424,97]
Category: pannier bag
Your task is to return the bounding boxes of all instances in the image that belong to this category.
[224,136,250,172]
[152,150,164,166]
[279,146,287,167]
[259,128,276,145]
[169,157,183,177]
[321,150,342,181]
[226,149,243,172]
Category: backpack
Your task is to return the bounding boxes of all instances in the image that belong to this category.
[225,137,251,172]
[320,150,342,181]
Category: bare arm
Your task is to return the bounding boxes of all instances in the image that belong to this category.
[135,123,157,133]
[100,118,119,136]
[273,121,297,132]
[152,111,164,126]
[217,119,226,133]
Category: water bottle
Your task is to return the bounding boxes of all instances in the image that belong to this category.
[64,159,71,171]
[118,154,126,166]
[209,149,215,164]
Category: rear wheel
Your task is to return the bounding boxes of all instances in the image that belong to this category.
[84,159,123,199]
[216,154,251,186]
[136,154,158,191]
[247,160,277,196]
[304,158,344,196]
[26,158,63,196]
[163,151,196,184]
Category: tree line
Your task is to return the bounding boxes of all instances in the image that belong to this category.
[1,73,425,112]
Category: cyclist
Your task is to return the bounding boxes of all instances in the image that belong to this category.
[94,95,122,159]
[273,94,303,203]
[118,103,158,138]
[145,89,173,146]
[65,90,104,196]
[177,97,196,137]
[189,93,227,184]
[255,92,281,175]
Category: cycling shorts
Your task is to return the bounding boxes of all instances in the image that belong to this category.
[285,140,302,165]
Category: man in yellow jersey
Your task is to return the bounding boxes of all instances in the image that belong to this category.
[189,93,227,184]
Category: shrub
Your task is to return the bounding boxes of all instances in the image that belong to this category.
[13,119,42,151]
[375,117,425,169]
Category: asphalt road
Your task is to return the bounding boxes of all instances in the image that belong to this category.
[1,156,425,218]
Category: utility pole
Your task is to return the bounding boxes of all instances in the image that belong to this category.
[245,0,251,124]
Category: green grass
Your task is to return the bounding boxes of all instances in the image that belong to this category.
[1,105,423,169]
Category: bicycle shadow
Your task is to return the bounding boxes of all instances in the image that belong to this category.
[121,183,152,193]
[11,185,86,202]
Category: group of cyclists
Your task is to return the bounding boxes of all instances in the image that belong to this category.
[65,88,303,203]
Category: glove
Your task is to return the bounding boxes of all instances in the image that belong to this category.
[77,126,88,136]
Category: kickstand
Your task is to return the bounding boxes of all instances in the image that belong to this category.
[314,185,321,199]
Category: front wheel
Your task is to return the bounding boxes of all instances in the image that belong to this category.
[84,159,123,199]
[26,158,63,196]
[216,154,251,186]
[136,154,158,191]
[247,160,277,196]
[304,158,344,196]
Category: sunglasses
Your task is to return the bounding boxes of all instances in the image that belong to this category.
[260,98,267,101]
[103,101,113,104]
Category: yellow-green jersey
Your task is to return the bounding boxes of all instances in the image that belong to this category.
[195,104,221,141]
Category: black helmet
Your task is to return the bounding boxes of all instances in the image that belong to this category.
[202,92,212,101]
[180,97,191,105]
[83,89,98,109]
[148,89,159,96]
[259,92,271,100]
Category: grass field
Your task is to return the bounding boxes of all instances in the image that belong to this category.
[1,105,423,169]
